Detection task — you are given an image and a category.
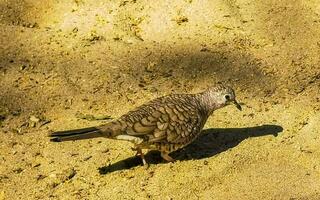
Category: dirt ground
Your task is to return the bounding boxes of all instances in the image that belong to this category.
[1,0,320,199]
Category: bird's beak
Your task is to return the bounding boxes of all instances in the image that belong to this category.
[233,100,242,111]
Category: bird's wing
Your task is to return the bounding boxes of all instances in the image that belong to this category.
[119,95,205,144]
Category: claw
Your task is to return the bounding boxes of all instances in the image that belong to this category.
[132,147,148,166]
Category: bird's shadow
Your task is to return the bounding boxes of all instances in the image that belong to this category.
[99,124,283,174]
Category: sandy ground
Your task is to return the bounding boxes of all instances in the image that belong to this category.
[1,0,320,199]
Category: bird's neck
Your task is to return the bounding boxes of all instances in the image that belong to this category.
[197,91,224,115]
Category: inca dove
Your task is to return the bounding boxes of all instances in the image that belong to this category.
[49,84,242,165]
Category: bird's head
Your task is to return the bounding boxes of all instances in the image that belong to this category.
[202,84,242,111]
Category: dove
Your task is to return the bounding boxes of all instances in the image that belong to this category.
[49,84,242,165]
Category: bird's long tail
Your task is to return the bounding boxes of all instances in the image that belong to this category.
[49,123,119,142]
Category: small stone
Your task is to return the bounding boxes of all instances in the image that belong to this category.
[83,155,92,161]
[13,167,23,174]
[20,65,27,70]
[30,116,40,122]
[36,174,46,180]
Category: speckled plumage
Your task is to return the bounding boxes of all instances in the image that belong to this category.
[49,84,242,164]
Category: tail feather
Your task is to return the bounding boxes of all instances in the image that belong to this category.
[49,126,108,142]
[50,127,99,136]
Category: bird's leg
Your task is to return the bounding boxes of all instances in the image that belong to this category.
[131,147,147,166]
[139,149,147,166]
[161,152,175,162]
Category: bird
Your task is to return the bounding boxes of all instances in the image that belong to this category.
[49,84,242,165]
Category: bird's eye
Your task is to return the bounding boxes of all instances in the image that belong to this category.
[225,94,231,100]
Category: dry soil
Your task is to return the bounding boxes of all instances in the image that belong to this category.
[1,0,320,199]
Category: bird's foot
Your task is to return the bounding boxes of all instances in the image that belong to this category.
[132,147,148,166]
[161,152,175,163]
